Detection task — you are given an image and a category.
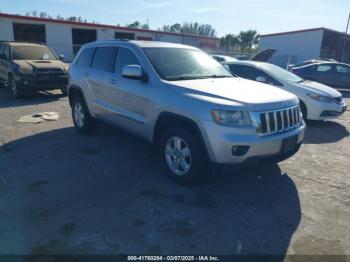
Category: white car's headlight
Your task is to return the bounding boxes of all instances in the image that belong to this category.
[307,93,333,103]
[211,110,251,126]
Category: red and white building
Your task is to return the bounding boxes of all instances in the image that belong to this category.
[0,13,220,61]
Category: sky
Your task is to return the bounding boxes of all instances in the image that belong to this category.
[0,0,349,37]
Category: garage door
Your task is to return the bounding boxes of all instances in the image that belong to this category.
[13,23,46,43]
[72,28,97,55]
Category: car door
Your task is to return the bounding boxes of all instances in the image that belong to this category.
[313,64,336,86]
[0,44,8,81]
[335,64,350,88]
[102,47,152,138]
[71,47,96,111]
[88,46,117,120]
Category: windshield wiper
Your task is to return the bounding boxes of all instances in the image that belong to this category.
[199,74,232,79]
[166,74,232,81]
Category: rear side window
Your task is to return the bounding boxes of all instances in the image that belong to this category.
[316,65,333,72]
[92,46,117,72]
[76,48,95,67]
[336,65,350,73]
[114,48,140,74]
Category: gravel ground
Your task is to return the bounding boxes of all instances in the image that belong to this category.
[0,86,349,258]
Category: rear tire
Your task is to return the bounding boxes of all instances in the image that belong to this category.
[71,94,95,133]
[160,126,209,186]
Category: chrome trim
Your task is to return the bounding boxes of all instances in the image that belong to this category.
[250,105,303,136]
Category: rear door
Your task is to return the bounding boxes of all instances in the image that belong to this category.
[335,64,350,88]
[88,46,117,120]
[313,64,336,86]
[0,44,11,81]
[71,47,96,110]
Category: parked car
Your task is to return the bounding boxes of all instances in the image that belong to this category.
[68,40,305,185]
[212,55,237,62]
[0,41,69,98]
[223,60,347,120]
[291,62,350,89]
[288,59,338,71]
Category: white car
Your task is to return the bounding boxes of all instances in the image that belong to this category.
[212,55,238,63]
[223,61,347,120]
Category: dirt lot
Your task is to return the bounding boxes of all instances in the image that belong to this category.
[0,86,349,258]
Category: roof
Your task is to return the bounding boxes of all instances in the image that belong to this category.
[87,39,199,49]
[0,12,219,41]
[260,27,343,37]
[1,41,46,47]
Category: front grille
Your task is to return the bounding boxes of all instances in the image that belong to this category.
[251,105,303,136]
[36,68,64,75]
[35,68,66,82]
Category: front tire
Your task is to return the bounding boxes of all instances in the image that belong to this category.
[299,100,307,120]
[61,88,67,96]
[160,127,209,186]
[71,95,95,133]
[8,75,21,99]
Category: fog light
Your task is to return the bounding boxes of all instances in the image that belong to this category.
[232,145,250,156]
[23,81,29,85]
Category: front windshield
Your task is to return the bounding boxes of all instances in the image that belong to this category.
[260,63,303,83]
[12,46,58,60]
[143,48,232,81]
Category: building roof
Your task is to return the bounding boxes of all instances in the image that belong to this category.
[0,12,219,41]
[260,27,344,37]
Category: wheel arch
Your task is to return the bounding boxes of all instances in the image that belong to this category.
[153,112,211,161]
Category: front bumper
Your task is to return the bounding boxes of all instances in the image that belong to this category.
[306,99,347,120]
[16,74,68,90]
[201,121,305,164]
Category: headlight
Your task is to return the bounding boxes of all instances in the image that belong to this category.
[13,64,33,75]
[307,93,333,103]
[211,110,251,126]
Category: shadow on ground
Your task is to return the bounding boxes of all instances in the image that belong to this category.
[0,124,301,258]
[0,86,65,109]
[304,120,349,144]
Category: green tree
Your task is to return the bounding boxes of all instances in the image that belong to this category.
[237,30,259,51]
[159,22,216,37]
[220,34,239,52]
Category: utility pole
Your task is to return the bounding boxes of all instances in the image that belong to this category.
[341,11,350,62]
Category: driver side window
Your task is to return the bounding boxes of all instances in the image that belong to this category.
[114,48,140,74]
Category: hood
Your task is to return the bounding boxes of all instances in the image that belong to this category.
[167,77,298,111]
[14,60,68,73]
[251,48,276,62]
[296,80,341,97]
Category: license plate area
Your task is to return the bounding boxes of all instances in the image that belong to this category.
[282,135,298,153]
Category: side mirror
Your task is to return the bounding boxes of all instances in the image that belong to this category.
[122,65,148,82]
[256,76,266,83]
[0,54,8,60]
[59,54,65,61]
[223,65,230,71]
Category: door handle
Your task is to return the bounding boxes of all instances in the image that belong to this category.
[109,78,116,84]
[84,72,90,77]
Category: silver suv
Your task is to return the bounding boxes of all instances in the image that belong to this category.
[68,40,305,185]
